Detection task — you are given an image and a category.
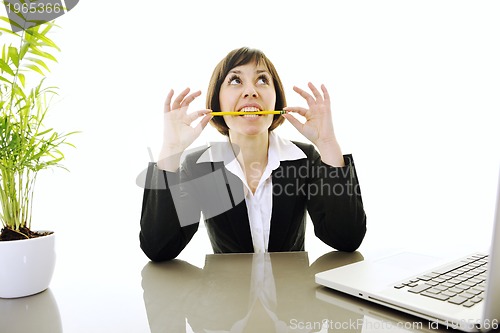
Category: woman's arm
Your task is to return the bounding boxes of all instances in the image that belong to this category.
[139,163,201,261]
[140,88,212,260]
[305,147,367,252]
[284,83,365,250]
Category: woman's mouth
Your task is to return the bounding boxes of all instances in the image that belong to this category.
[239,107,261,117]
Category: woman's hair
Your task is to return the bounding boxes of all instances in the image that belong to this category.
[207,47,286,136]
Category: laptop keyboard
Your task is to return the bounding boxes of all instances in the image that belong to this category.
[394,254,488,308]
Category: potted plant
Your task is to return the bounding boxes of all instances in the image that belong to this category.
[0,15,75,298]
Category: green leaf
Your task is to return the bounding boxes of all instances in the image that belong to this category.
[19,42,30,59]
[0,59,15,76]
[0,16,24,31]
[36,128,53,136]
[12,82,27,99]
[17,73,25,87]
[8,46,19,68]
[40,23,52,36]
[0,75,11,84]
[0,27,19,37]
[24,29,61,51]
[23,63,44,75]
[28,47,57,62]
[25,57,50,71]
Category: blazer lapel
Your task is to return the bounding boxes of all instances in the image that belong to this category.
[214,162,254,252]
[268,165,298,251]
[225,199,254,252]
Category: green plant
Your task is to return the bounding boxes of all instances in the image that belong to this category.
[0,15,75,239]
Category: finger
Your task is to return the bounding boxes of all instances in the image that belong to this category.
[164,89,174,113]
[282,113,304,131]
[283,106,308,117]
[180,90,202,109]
[293,86,315,105]
[172,87,191,110]
[308,82,324,103]
[186,109,212,124]
[321,84,331,104]
[194,114,213,135]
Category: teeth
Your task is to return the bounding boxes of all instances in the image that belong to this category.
[240,107,260,117]
[240,107,260,112]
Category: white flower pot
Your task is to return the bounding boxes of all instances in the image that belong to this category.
[0,232,56,298]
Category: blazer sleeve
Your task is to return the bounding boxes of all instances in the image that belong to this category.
[305,147,367,252]
[139,162,201,261]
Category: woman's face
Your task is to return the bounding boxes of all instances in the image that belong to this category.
[219,61,276,137]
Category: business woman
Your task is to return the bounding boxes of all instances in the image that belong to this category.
[140,47,366,261]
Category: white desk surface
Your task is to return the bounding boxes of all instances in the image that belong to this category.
[1,221,489,333]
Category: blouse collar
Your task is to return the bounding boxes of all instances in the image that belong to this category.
[196,131,306,165]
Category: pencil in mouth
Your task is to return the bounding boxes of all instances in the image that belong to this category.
[210,110,286,116]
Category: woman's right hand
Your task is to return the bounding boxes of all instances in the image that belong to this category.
[158,88,212,171]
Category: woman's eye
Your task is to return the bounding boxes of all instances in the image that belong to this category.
[257,75,270,85]
[228,76,241,85]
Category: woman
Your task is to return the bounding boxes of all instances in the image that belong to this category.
[140,47,366,261]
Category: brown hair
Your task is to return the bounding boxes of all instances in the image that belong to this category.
[207,47,286,136]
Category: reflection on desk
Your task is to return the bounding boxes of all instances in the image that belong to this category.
[0,289,62,333]
[141,251,443,332]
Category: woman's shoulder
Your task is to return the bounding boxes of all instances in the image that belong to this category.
[183,145,211,165]
[290,141,319,160]
[180,142,231,175]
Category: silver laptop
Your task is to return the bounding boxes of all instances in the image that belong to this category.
[315,169,500,332]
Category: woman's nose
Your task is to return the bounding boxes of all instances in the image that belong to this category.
[243,85,258,98]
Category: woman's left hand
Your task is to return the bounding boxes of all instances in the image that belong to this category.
[283,83,336,146]
[283,83,344,166]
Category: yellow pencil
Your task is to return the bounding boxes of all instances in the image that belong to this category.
[210,110,286,116]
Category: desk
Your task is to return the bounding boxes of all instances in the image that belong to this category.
[1,249,460,332]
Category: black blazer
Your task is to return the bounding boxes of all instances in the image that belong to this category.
[140,141,366,262]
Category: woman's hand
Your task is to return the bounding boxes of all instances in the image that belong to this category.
[283,83,344,167]
[158,88,212,171]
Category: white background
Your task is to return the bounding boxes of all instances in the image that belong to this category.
[29,0,499,254]
[2,1,500,331]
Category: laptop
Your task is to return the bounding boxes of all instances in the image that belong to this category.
[316,287,436,332]
[315,169,500,332]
